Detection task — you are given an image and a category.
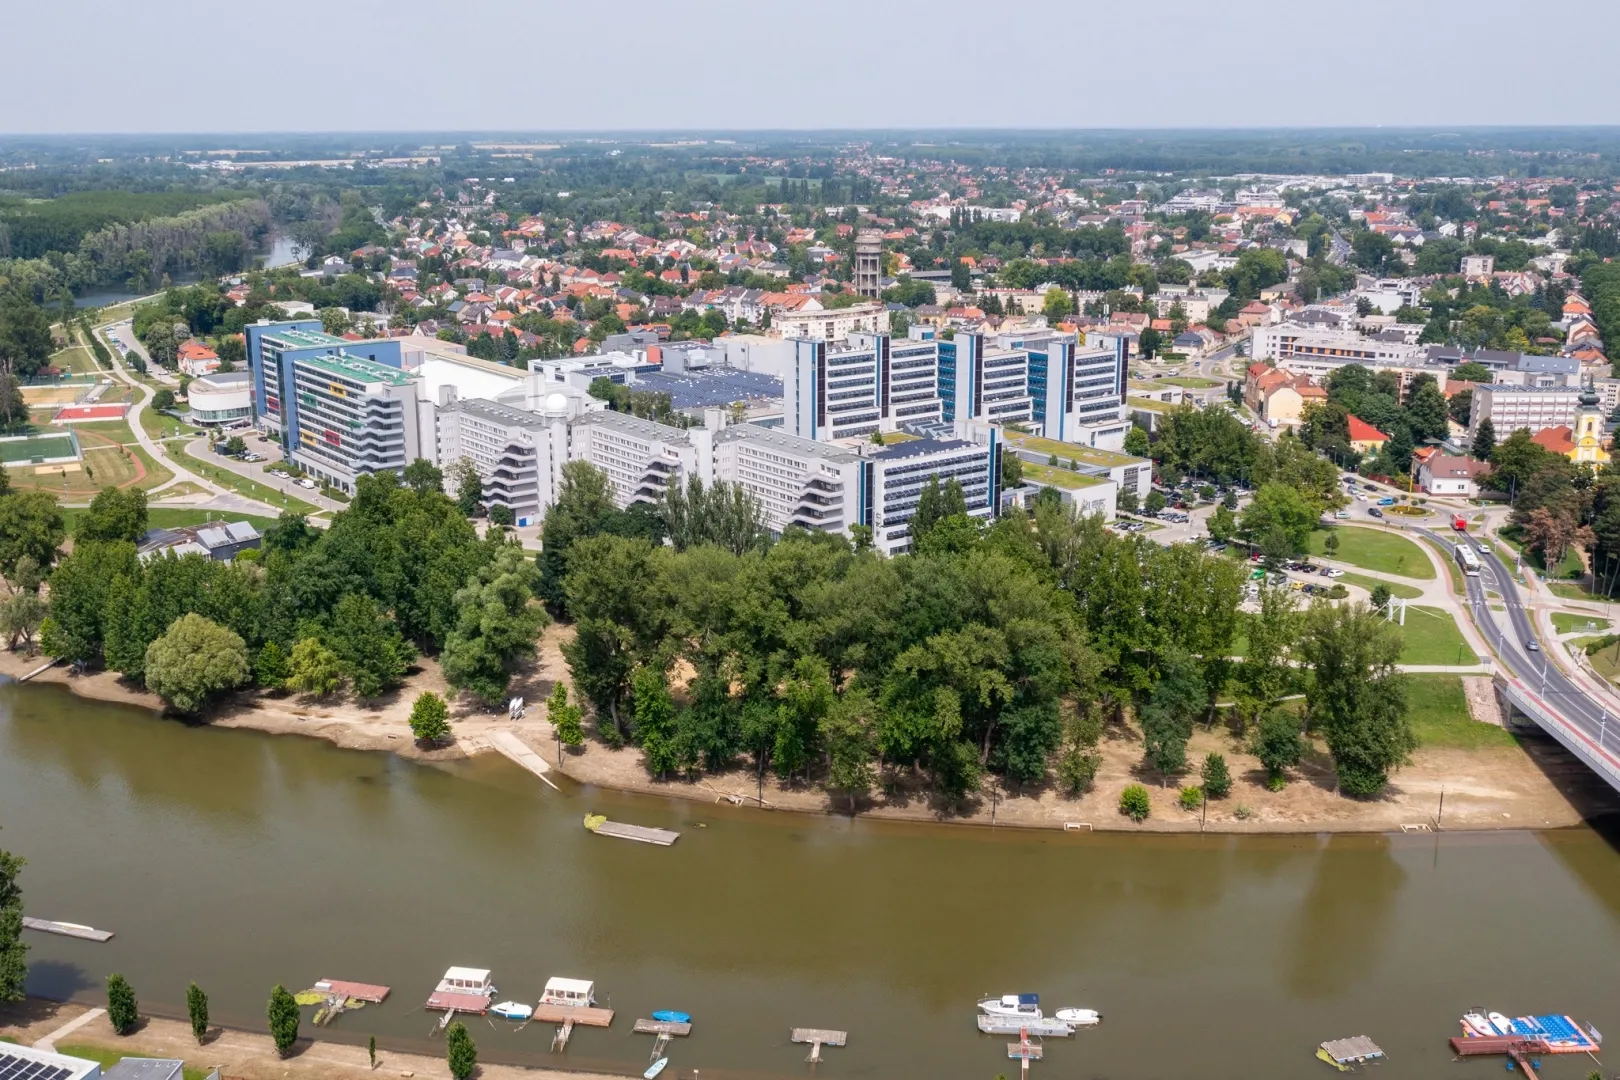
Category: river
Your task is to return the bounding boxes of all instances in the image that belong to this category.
[4,682,1620,1080]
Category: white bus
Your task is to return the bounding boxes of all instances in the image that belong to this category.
[1455,542,1481,577]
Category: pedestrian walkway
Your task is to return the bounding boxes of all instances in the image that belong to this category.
[34,1007,104,1051]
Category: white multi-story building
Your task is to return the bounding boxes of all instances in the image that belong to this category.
[1250,322,1423,368]
[1468,384,1582,439]
[785,332,942,442]
[287,351,422,493]
[773,300,890,342]
[863,435,998,555]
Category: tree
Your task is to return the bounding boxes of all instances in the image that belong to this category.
[1323,530,1340,560]
[40,539,138,665]
[223,435,247,457]
[1139,648,1204,780]
[0,590,46,653]
[547,681,584,749]
[1144,490,1167,515]
[820,690,877,812]
[561,536,670,735]
[1201,752,1231,799]
[1406,379,1450,444]
[368,1035,376,1070]
[1239,482,1316,557]
[0,491,65,577]
[0,848,24,1002]
[1471,417,1496,461]
[1042,287,1074,320]
[1207,504,1237,544]
[1523,505,1579,566]
[187,982,209,1044]
[144,614,250,714]
[632,665,679,777]
[1298,601,1415,796]
[660,475,767,556]
[489,503,515,527]
[1237,583,1302,722]
[1119,783,1151,822]
[538,460,620,613]
[1253,707,1305,786]
[1453,361,1491,383]
[449,457,482,516]
[445,1021,477,1080]
[999,446,1023,488]
[79,487,149,544]
[0,293,54,378]
[408,691,451,745]
[1488,427,1552,497]
[443,543,548,705]
[1123,426,1150,457]
[107,973,139,1035]
[402,458,444,495]
[1138,326,1162,358]
[268,984,300,1056]
[286,637,343,697]
[327,593,412,697]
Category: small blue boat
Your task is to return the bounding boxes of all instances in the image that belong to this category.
[644,1058,668,1079]
[651,1010,691,1024]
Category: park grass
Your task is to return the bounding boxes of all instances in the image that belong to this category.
[56,1043,211,1080]
[62,506,282,536]
[1397,605,1475,666]
[1405,674,1518,749]
[166,441,318,514]
[1552,611,1610,635]
[1548,581,1603,602]
[1337,571,1423,600]
[49,345,100,375]
[1500,524,1586,580]
[1310,525,1435,579]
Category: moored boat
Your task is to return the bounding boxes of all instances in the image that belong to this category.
[644,1058,668,1079]
[541,977,596,1007]
[491,1001,533,1021]
[978,993,1041,1020]
[1054,1007,1101,1026]
[651,1010,691,1024]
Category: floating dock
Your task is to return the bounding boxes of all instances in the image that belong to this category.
[977,1015,1073,1037]
[585,815,680,846]
[1318,1036,1385,1070]
[312,979,390,1003]
[426,990,491,1014]
[534,1004,615,1027]
[1454,1014,1601,1054]
[634,1019,693,1037]
[791,1028,847,1063]
[21,917,113,942]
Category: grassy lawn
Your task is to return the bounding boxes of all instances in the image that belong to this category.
[1552,611,1610,635]
[1397,606,1475,666]
[140,407,202,442]
[1310,525,1435,579]
[167,442,318,514]
[1405,674,1518,749]
[1158,375,1222,389]
[1548,581,1603,602]
[1337,571,1423,599]
[56,1043,211,1080]
[1420,535,1467,593]
[49,345,100,375]
[62,506,282,535]
[1023,461,1107,490]
[1501,524,1586,580]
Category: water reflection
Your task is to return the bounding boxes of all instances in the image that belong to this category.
[1285,834,1405,998]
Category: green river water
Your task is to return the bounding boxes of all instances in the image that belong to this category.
[3,682,1620,1080]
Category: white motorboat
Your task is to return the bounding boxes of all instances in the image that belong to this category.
[1054,1007,1101,1026]
[978,994,1041,1020]
[491,1001,533,1021]
[1462,1012,1495,1037]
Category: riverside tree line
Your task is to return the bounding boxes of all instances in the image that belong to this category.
[543,454,1415,806]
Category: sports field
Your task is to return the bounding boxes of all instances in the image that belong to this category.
[0,433,78,463]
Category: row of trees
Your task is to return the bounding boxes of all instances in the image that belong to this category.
[40,465,545,714]
[544,458,1415,803]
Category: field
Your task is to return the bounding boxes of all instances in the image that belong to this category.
[0,433,76,463]
[1022,461,1107,490]
[1337,571,1423,599]
[5,423,171,495]
[1405,674,1518,749]
[1311,525,1435,579]
[1396,605,1475,666]
[1552,611,1610,635]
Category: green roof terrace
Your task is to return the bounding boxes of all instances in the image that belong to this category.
[1000,429,1146,469]
[297,351,415,387]
[266,328,349,349]
[1021,462,1108,490]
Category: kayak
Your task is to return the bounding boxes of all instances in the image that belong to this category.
[651,1010,691,1024]
[644,1058,668,1079]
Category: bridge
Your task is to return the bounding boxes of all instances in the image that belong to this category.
[1412,525,1620,792]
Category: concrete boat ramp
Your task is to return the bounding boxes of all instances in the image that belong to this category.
[485,729,560,791]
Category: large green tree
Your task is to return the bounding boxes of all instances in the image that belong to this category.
[77,486,149,544]
[1298,601,1414,796]
[442,543,548,705]
[144,613,250,714]
[0,847,25,1001]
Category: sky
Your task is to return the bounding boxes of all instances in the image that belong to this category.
[4,0,1619,134]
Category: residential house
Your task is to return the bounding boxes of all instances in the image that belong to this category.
[1417,454,1491,497]
[1347,416,1389,454]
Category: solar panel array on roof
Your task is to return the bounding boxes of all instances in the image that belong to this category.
[0,1051,73,1080]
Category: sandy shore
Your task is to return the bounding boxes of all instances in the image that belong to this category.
[0,1001,629,1080]
[3,626,1614,834]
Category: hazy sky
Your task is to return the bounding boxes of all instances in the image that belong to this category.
[5,0,1618,134]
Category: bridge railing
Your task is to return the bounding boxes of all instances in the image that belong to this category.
[1496,675,1620,793]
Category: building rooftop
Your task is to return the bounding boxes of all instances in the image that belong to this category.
[448,396,553,428]
[869,436,979,461]
[297,351,416,387]
[1022,462,1108,489]
[265,327,348,349]
[573,409,693,444]
[634,367,782,410]
[719,421,858,463]
[102,1058,184,1080]
[1000,429,1146,469]
[0,1044,102,1080]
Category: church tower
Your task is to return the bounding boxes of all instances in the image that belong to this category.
[1573,379,1610,465]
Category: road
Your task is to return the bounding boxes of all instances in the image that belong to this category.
[1413,523,1620,759]
[185,434,346,514]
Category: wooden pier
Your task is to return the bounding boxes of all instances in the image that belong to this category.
[791,1028,847,1064]
[1450,1036,1546,1074]
[585,815,680,846]
[21,917,113,942]
[635,1018,692,1066]
[534,1004,615,1027]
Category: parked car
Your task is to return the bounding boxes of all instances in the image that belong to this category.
[1368,507,1384,518]
[297,477,317,489]
[1335,510,1351,519]
[1324,569,1345,578]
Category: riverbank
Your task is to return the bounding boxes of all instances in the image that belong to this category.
[2,631,1613,834]
[0,1001,626,1080]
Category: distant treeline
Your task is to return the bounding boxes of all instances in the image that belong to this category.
[0,190,242,259]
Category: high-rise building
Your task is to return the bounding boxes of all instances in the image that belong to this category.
[785,332,942,442]
[937,332,1035,427]
[283,350,422,491]
[854,228,884,297]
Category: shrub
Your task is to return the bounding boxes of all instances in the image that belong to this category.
[1119,783,1151,822]
[1253,707,1305,786]
[1178,785,1203,811]
[409,691,451,745]
[446,1021,477,1080]
[1201,752,1231,799]
[1234,803,1253,820]
[106,973,138,1035]
[268,984,299,1056]
[1327,583,1349,599]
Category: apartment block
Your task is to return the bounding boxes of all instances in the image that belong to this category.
[286,351,422,491]
[1468,384,1581,438]
[773,300,889,342]
[938,332,1035,427]
[785,332,942,441]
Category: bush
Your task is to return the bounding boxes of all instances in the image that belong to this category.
[1584,634,1620,656]
[1253,708,1305,786]
[1178,785,1203,811]
[1119,783,1151,822]
[1327,583,1349,599]
[1234,803,1253,820]
[1201,752,1231,799]
[446,1021,477,1080]
[268,984,299,1057]
[143,613,250,714]
[106,973,138,1035]
[409,691,451,745]
[1056,744,1101,795]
